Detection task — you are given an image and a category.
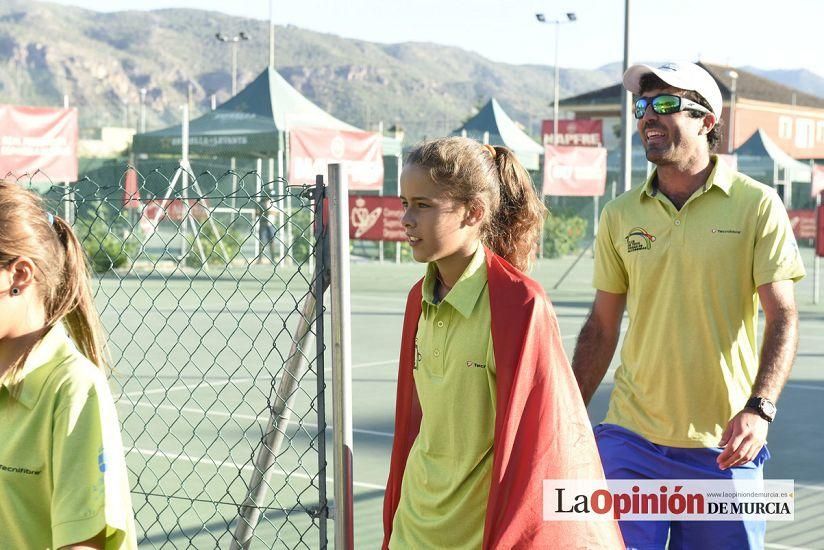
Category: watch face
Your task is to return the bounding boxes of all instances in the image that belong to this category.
[762,400,776,417]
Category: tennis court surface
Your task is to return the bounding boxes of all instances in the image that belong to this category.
[105,247,823,549]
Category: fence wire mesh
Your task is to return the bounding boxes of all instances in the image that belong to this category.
[16,166,329,549]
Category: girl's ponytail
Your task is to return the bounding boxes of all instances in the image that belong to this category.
[485,146,546,272]
[50,216,109,369]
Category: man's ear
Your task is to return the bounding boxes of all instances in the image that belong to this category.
[700,113,717,136]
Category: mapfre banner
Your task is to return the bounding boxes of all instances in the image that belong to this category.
[542,119,603,147]
[290,127,383,191]
[0,105,78,181]
[349,195,405,241]
[543,145,607,196]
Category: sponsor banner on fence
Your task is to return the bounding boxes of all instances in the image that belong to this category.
[813,164,824,197]
[0,104,78,182]
[543,145,607,196]
[290,127,384,191]
[349,195,405,241]
[542,119,603,147]
[543,479,794,522]
[788,209,817,240]
[818,205,824,257]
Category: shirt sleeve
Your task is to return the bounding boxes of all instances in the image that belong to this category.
[51,370,133,550]
[752,191,807,287]
[593,206,629,294]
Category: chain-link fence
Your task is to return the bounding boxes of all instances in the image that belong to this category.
[20,166,330,549]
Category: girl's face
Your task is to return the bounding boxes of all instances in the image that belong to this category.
[399,164,483,264]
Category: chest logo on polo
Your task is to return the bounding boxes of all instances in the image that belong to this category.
[625,227,656,253]
[0,462,42,476]
[466,361,487,369]
[712,228,741,234]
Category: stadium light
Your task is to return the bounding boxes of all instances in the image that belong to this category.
[215,32,251,96]
[535,12,578,144]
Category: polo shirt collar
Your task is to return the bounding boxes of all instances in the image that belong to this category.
[641,155,732,201]
[1,323,74,409]
[421,243,488,319]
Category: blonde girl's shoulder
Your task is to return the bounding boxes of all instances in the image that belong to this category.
[44,349,114,415]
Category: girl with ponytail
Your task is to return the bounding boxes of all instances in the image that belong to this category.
[383,137,623,549]
[0,181,136,549]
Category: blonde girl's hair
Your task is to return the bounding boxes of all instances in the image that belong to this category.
[404,137,547,271]
[0,181,108,387]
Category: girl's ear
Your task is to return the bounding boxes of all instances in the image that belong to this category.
[463,199,485,228]
[8,256,37,295]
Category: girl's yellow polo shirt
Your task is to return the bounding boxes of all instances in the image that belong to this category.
[0,324,137,550]
[391,244,496,549]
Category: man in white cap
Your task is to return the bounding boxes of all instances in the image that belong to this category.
[571,62,805,547]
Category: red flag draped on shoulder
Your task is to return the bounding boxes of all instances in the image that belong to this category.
[383,248,623,549]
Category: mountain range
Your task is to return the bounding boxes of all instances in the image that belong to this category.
[1,1,821,145]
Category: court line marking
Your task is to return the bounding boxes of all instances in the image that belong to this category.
[127,446,386,491]
[120,401,394,438]
[116,359,396,401]
[796,483,824,492]
[765,544,814,550]
[118,377,253,400]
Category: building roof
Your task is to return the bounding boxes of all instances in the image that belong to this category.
[736,128,812,182]
[560,62,824,110]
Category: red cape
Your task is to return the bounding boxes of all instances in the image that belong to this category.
[382,248,623,549]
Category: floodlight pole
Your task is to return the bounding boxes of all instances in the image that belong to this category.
[139,88,147,133]
[535,12,577,145]
[216,32,250,96]
[619,0,633,193]
[727,70,739,154]
[269,0,275,68]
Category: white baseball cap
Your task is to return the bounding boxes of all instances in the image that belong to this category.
[623,62,722,120]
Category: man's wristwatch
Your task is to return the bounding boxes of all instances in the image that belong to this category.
[745,396,777,423]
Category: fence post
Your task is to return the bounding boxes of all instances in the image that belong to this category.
[328,163,354,550]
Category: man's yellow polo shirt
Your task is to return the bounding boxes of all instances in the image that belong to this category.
[0,324,137,549]
[391,244,496,549]
[594,157,805,448]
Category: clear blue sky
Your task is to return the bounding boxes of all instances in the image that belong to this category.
[42,0,824,77]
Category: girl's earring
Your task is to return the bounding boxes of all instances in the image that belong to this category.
[11,288,20,296]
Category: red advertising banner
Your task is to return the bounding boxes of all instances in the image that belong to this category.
[543,145,607,196]
[142,198,209,223]
[542,119,603,147]
[123,169,141,209]
[817,205,824,257]
[812,164,824,198]
[290,127,383,191]
[788,209,816,240]
[349,195,405,241]
[0,104,78,182]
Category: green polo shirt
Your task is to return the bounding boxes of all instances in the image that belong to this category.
[594,157,806,448]
[391,244,496,549]
[0,324,137,550]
